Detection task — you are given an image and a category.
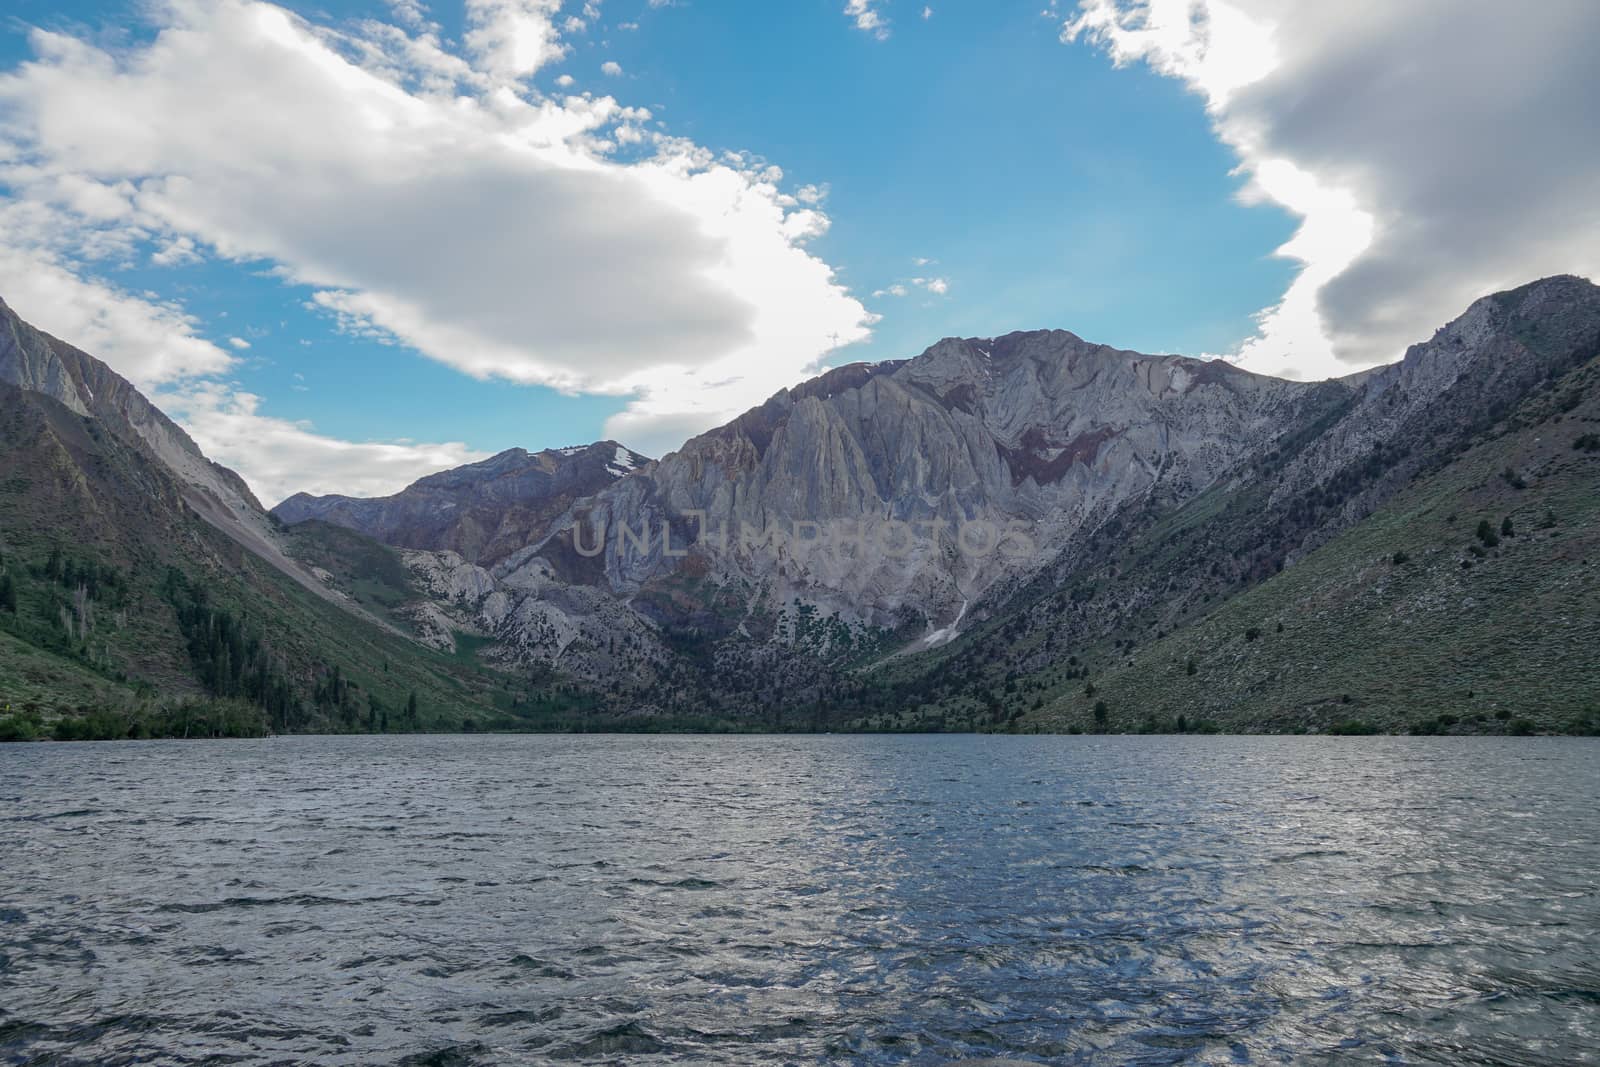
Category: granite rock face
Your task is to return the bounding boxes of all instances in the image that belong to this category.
[273,442,648,567]
[519,331,1321,634]
[383,277,1600,705]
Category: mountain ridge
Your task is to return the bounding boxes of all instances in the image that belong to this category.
[272,441,649,567]
[3,275,1598,735]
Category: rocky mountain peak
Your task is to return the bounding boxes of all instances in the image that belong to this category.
[272,437,651,566]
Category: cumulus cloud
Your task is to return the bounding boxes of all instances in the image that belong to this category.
[0,0,873,489]
[873,275,949,299]
[0,206,234,387]
[1064,0,1600,379]
[845,1,891,40]
[156,382,493,503]
[464,0,567,83]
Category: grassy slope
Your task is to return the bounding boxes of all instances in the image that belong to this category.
[0,627,140,711]
[0,383,561,736]
[1032,356,1600,734]
[282,520,422,633]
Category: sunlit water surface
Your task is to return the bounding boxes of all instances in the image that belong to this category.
[1,735,1597,1065]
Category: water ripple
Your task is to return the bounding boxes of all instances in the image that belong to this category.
[0,735,1596,1064]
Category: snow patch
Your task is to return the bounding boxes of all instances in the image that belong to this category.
[910,597,968,651]
[607,443,645,477]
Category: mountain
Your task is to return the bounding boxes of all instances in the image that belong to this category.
[0,296,585,740]
[847,276,1600,734]
[1042,357,1600,735]
[279,333,1339,699]
[304,275,1600,728]
[272,441,648,566]
[4,277,1598,737]
[2,298,276,567]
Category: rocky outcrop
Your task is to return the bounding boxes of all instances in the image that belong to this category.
[367,276,1600,713]
[516,331,1321,638]
[274,442,648,566]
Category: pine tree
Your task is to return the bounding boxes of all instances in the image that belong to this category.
[0,571,16,614]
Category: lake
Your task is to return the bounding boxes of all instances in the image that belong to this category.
[1,735,1596,1065]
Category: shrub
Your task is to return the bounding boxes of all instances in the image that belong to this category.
[1186,658,1197,676]
[1564,714,1600,737]
[1330,719,1379,736]
[0,716,38,742]
[1573,433,1600,453]
[1501,516,1515,538]
[1392,550,1409,565]
[1508,717,1537,736]
[1244,627,1262,642]
[1476,520,1500,548]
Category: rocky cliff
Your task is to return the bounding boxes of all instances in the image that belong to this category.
[371,276,1600,719]
[273,442,648,566]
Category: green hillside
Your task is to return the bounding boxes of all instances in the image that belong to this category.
[0,382,587,740]
[1029,354,1600,735]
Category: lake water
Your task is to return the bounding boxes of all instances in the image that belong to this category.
[1,735,1596,1065]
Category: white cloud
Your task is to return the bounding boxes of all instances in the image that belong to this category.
[385,1,431,30]
[0,0,873,483]
[845,1,890,40]
[156,381,493,503]
[464,0,567,83]
[600,59,622,76]
[0,232,483,502]
[922,6,933,19]
[151,234,201,266]
[1064,0,1600,379]
[875,275,949,299]
[0,219,234,388]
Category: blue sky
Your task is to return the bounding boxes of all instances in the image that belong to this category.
[1,1,1595,501]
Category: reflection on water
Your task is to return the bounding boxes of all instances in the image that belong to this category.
[1,735,1596,1064]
